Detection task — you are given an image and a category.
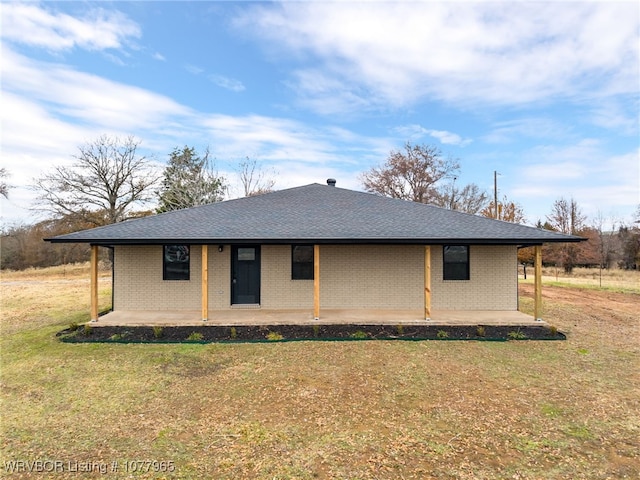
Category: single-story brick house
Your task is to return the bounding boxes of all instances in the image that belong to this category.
[47,180,583,324]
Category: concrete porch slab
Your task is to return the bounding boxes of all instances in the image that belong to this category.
[92,309,543,327]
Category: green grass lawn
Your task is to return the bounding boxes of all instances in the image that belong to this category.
[1,267,639,479]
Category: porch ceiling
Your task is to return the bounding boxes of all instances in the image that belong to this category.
[92,309,543,327]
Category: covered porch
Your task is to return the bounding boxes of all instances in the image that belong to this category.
[87,244,547,326]
[91,308,544,327]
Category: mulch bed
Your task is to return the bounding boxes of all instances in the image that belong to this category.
[57,323,565,343]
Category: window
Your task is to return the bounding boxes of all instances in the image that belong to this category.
[163,245,190,280]
[443,245,469,281]
[237,247,256,261]
[292,245,314,280]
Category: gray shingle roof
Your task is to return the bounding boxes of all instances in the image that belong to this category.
[46,183,583,245]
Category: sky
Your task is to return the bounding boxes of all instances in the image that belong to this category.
[1,0,639,228]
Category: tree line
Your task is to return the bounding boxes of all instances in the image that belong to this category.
[1,137,638,272]
[360,142,639,273]
[1,135,276,270]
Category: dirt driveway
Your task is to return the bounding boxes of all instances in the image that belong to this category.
[519,283,639,350]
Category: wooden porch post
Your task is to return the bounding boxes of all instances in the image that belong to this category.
[90,245,99,322]
[201,245,208,322]
[534,245,543,321]
[313,244,320,320]
[424,245,432,320]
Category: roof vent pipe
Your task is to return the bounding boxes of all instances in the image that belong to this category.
[327,178,337,187]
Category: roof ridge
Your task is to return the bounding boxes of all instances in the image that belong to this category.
[46,183,585,244]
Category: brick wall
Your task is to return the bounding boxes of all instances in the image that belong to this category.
[261,245,314,308]
[432,245,518,310]
[113,245,201,310]
[207,245,231,309]
[113,244,518,311]
[321,245,424,309]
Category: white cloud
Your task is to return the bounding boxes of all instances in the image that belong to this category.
[393,125,471,146]
[0,92,97,224]
[286,69,372,116]
[0,46,386,223]
[208,74,246,92]
[588,99,640,136]
[511,144,639,222]
[2,47,192,133]
[517,139,607,182]
[0,47,192,222]
[484,118,573,144]
[235,2,639,113]
[185,64,204,75]
[1,2,141,52]
[424,130,462,146]
[200,114,380,167]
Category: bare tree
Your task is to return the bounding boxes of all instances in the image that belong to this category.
[0,168,10,199]
[360,142,459,204]
[156,146,226,212]
[592,211,617,272]
[237,157,277,197]
[1,217,92,270]
[547,197,586,234]
[546,197,586,273]
[480,195,526,224]
[616,205,640,270]
[434,181,489,214]
[33,135,159,226]
[618,223,640,270]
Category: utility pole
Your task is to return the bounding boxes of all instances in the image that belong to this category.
[449,176,457,209]
[494,170,498,219]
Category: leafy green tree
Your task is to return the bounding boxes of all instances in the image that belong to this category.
[156,146,226,212]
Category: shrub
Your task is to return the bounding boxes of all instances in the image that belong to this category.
[507,330,528,340]
[312,325,320,338]
[68,322,79,332]
[229,327,237,339]
[436,330,449,339]
[83,324,93,336]
[396,324,404,335]
[266,331,283,341]
[153,326,164,339]
[186,331,204,342]
[350,330,368,339]
[110,331,130,341]
[476,326,486,337]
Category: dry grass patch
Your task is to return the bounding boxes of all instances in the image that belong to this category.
[520,267,640,293]
[1,263,111,336]
[1,266,639,479]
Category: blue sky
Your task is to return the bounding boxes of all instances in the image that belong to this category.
[1,1,639,226]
